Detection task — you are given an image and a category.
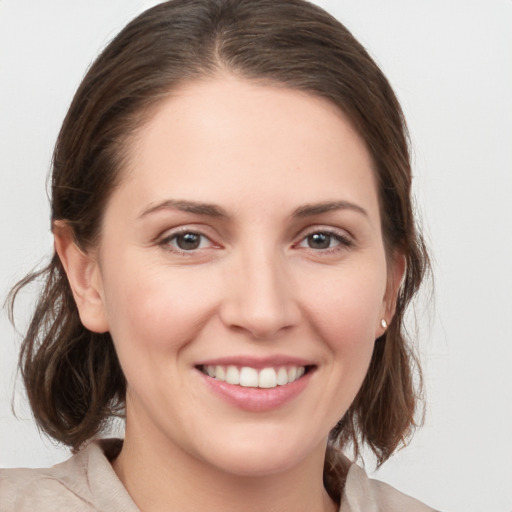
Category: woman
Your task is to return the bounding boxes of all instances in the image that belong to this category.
[1,0,434,510]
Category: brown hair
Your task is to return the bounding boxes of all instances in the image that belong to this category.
[10,0,429,487]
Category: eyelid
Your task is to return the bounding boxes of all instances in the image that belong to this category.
[294,226,355,252]
[157,226,220,254]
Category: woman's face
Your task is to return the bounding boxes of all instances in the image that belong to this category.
[85,76,399,476]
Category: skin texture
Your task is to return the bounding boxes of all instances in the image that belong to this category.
[55,75,403,512]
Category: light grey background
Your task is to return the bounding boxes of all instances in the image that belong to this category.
[1,1,511,511]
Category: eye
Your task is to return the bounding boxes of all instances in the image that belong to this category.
[297,230,353,252]
[303,232,336,250]
[161,231,213,252]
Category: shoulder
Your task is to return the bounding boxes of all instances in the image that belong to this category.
[0,438,137,512]
[341,458,438,512]
[0,449,93,512]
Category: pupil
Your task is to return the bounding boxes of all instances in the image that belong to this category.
[308,233,330,249]
[177,233,200,250]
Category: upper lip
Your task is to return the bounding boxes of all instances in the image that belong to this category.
[194,355,315,369]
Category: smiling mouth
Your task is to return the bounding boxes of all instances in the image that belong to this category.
[197,364,313,389]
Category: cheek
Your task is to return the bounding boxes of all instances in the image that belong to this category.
[303,262,387,348]
[101,260,218,355]
[300,260,386,407]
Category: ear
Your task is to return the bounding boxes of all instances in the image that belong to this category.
[53,221,109,333]
[376,251,406,338]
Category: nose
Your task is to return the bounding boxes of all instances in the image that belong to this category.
[219,248,300,340]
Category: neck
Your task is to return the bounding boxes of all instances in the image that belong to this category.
[112,413,338,512]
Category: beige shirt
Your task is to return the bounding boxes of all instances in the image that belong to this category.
[0,438,437,511]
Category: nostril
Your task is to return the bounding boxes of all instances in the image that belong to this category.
[222,306,300,341]
[218,265,301,339]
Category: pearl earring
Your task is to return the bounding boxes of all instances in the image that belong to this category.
[380,319,388,329]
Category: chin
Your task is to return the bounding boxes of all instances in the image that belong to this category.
[196,431,322,478]
[211,450,303,478]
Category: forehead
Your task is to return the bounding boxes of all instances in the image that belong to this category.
[113,75,379,220]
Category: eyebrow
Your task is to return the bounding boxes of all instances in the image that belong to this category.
[292,201,368,218]
[138,199,229,219]
[138,199,367,220]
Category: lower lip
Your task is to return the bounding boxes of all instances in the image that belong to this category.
[199,370,313,412]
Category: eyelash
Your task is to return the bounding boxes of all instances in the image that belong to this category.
[295,228,354,255]
[157,227,354,256]
[158,228,215,255]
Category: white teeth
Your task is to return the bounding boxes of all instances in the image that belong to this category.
[276,367,288,386]
[225,365,240,385]
[215,365,225,381]
[240,367,259,387]
[258,368,277,388]
[202,364,307,388]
